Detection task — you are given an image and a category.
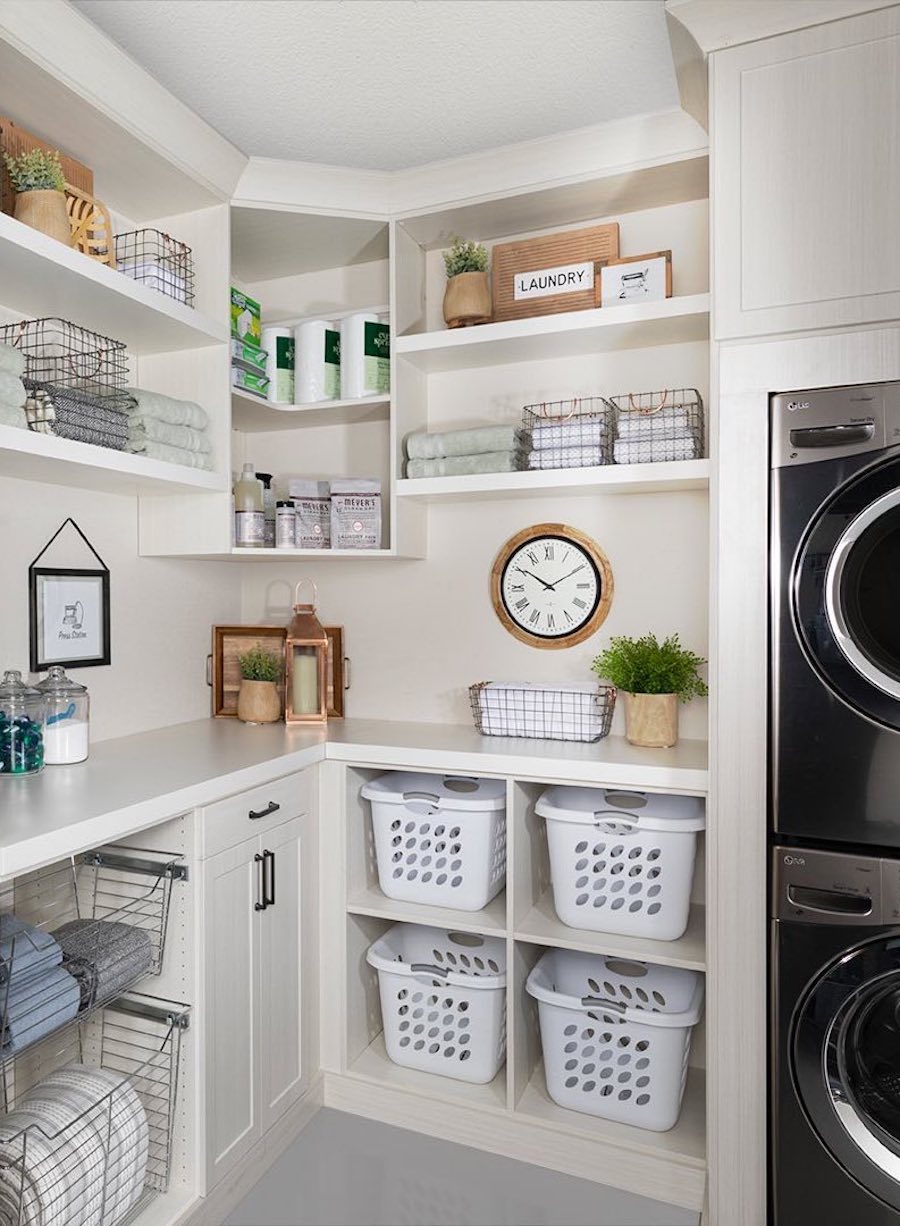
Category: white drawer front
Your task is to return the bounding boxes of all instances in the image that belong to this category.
[199,769,313,858]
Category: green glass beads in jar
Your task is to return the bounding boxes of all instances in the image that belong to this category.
[0,670,46,776]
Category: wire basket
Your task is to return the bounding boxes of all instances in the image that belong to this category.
[470,682,616,743]
[522,396,613,470]
[0,992,189,1222]
[0,846,186,1067]
[608,388,704,465]
[114,229,194,306]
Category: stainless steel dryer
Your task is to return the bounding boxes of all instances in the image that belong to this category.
[771,381,900,849]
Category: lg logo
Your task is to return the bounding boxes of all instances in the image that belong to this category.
[783,854,806,866]
[787,401,811,412]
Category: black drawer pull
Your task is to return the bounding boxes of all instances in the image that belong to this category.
[249,801,280,821]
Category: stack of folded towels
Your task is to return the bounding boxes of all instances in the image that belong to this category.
[54,920,153,1010]
[0,1063,148,1226]
[124,387,213,470]
[613,401,700,465]
[0,916,80,1056]
[0,344,28,430]
[405,425,526,478]
[528,414,609,470]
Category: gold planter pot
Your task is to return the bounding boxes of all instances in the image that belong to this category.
[14,189,71,245]
[236,679,282,725]
[622,692,678,748]
[443,271,492,329]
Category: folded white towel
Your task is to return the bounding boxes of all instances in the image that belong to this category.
[0,404,27,429]
[531,419,607,450]
[0,343,25,378]
[616,409,691,439]
[528,445,606,470]
[127,415,211,453]
[124,388,209,431]
[614,435,699,464]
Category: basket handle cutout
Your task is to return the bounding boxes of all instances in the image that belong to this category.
[581,996,626,1014]
[402,791,440,805]
[448,932,484,948]
[593,812,639,830]
[410,962,449,978]
[604,959,649,979]
[442,777,479,793]
[604,791,648,809]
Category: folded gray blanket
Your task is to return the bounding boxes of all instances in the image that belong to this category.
[1,965,80,1053]
[125,439,214,470]
[127,413,211,453]
[54,920,153,1010]
[406,451,524,478]
[0,343,25,378]
[125,387,209,431]
[406,425,525,460]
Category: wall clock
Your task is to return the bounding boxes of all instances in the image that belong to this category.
[490,523,614,649]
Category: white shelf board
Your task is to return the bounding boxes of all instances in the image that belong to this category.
[396,460,709,502]
[515,896,706,972]
[348,1034,508,1112]
[0,424,225,495]
[232,389,390,432]
[395,294,710,373]
[231,207,388,281]
[227,547,396,561]
[516,1064,706,1170]
[0,213,227,355]
[347,884,507,936]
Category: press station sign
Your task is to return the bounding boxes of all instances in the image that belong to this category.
[512,260,595,301]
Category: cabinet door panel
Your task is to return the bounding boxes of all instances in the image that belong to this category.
[202,836,261,1187]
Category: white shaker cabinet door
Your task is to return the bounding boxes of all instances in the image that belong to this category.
[712,5,900,340]
[201,835,263,1189]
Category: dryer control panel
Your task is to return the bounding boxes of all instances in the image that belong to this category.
[772,844,900,924]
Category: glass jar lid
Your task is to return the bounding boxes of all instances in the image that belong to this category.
[35,666,87,697]
[0,670,41,702]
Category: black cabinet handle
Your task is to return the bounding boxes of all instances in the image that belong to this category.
[263,849,275,908]
[249,801,280,821]
[254,853,266,911]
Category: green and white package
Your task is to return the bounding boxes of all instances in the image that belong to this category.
[262,326,295,404]
[230,288,262,345]
[363,321,390,394]
[230,338,268,373]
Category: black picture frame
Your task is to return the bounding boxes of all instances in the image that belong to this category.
[29,567,111,671]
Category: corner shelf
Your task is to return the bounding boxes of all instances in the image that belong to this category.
[394,294,710,373]
[396,460,710,502]
[515,897,706,973]
[347,884,508,936]
[348,1034,508,1112]
[0,212,227,355]
[232,389,391,432]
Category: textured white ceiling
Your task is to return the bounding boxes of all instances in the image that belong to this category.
[72,0,680,171]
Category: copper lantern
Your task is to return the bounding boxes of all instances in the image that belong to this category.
[284,580,328,724]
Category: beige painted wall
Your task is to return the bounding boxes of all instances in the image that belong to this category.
[0,477,240,742]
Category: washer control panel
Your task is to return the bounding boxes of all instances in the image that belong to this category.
[772,845,900,924]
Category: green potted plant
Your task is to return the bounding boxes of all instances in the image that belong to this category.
[442,235,492,329]
[236,644,283,725]
[3,149,70,245]
[591,633,708,748]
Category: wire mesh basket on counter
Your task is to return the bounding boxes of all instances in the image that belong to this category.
[470,682,616,743]
[522,396,613,470]
[114,229,194,306]
[608,388,704,465]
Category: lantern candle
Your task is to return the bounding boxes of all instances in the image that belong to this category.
[284,578,329,724]
[292,648,320,715]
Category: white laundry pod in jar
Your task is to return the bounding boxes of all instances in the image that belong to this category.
[360,772,506,910]
[535,786,704,940]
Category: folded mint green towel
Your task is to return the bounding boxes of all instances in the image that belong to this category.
[0,344,25,378]
[406,451,523,478]
[406,425,525,460]
[0,371,25,408]
[128,414,211,453]
[126,439,213,470]
[0,404,27,429]
[125,388,209,431]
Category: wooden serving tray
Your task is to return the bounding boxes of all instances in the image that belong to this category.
[491,222,619,323]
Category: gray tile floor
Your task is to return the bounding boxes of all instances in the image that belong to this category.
[225,1108,700,1226]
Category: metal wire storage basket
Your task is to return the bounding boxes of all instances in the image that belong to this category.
[522,396,613,470]
[608,388,705,464]
[470,682,616,743]
[114,229,195,306]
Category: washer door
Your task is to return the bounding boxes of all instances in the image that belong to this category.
[794,454,900,729]
[794,936,900,1210]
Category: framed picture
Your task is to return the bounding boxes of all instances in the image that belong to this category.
[30,568,111,671]
[211,624,347,718]
[599,250,672,307]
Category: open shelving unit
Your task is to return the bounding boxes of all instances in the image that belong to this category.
[396,458,710,501]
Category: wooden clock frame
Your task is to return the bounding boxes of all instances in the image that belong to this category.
[490,522,614,649]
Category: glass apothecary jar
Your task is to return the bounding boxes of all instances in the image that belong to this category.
[35,667,89,764]
[0,670,46,777]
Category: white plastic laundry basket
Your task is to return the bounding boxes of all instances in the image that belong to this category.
[536,787,704,940]
[367,924,507,1084]
[526,949,703,1131]
[361,772,506,911]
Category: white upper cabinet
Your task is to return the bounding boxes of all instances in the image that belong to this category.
[712,5,900,340]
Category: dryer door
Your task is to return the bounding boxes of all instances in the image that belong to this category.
[794,935,900,1210]
[795,453,900,729]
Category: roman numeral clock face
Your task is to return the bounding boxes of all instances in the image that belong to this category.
[491,524,614,649]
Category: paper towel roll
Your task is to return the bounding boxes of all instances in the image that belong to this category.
[262,327,294,404]
[294,320,340,404]
[340,313,391,400]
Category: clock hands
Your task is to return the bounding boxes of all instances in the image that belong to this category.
[551,565,586,586]
[513,566,557,591]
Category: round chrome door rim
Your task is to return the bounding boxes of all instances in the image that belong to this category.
[823,973,900,1183]
[824,486,900,701]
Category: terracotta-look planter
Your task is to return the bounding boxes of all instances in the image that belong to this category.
[443,271,492,329]
[622,692,679,748]
[236,679,281,725]
[14,189,71,245]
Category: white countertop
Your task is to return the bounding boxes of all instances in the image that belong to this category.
[0,717,708,879]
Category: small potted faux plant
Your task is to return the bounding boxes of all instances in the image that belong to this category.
[442,235,491,329]
[3,149,70,245]
[591,633,708,748]
[236,644,283,725]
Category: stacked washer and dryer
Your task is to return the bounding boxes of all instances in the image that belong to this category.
[770,382,900,1224]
